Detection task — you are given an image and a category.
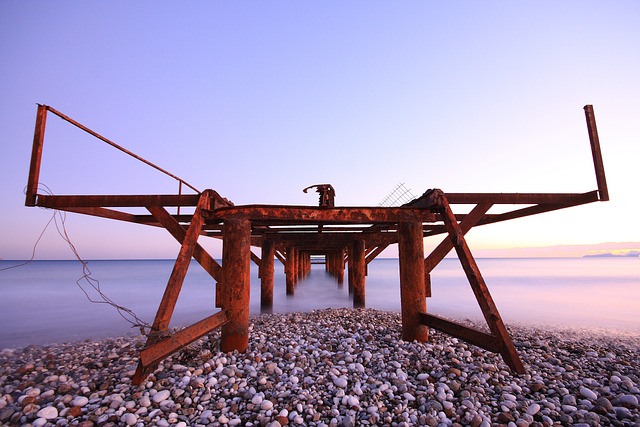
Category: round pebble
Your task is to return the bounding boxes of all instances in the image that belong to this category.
[36,406,58,420]
[0,308,637,426]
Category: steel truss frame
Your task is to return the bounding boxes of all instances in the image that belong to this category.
[25,104,608,383]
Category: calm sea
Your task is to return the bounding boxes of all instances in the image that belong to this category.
[0,258,638,349]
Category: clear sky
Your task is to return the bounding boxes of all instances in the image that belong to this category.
[1,1,639,260]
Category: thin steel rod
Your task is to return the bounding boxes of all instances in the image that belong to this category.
[45,105,200,194]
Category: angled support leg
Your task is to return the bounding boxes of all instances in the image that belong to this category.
[132,191,213,384]
[424,202,492,297]
[146,203,222,282]
[437,194,525,373]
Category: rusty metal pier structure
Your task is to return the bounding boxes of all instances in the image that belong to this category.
[25,105,608,384]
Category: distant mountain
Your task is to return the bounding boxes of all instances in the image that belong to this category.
[583,250,640,258]
[470,242,640,258]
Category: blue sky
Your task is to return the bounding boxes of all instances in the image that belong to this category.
[1,1,639,259]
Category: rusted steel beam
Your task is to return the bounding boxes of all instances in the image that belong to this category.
[444,192,596,205]
[146,203,222,282]
[398,221,429,343]
[220,218,251,353]
[365,244,390,265]
[275,250,286,265]
[438,194,525,374]
[206,206,436,223]
[26,105,48,206]
[424,203,493,298]
[477,192,599,226]
[63,207,149,225]
[259,225,397,233]
[352,240,366,308]
[264,231,397,244]
[149,193,210,332]
[261,240,275,309]
[584,105,609,201]
[250,251,262,269]
[36,194,201,208]
[419,313,501,353]
[425,203,493,274]
[139,310,228,368]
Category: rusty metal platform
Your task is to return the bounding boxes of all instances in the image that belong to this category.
[25,104,608,383]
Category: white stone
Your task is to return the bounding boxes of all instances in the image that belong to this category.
[580,386,598,400]
[200,409,213,422]
[251,394,263,405]
[261,399,274,410]
[36,406,58,420]
[417,373,430,382]
[121,413,137,426]
[152,389,171,403]
[333,377,348,388]
[347,396,359,407]
[403,392,416,401]
[526,403,541,415]
[71,396,89,407]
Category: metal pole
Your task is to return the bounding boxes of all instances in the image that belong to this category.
[584,105,609,201]
[26,105,48,206]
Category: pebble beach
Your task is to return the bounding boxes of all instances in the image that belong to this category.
[1,308,639,427]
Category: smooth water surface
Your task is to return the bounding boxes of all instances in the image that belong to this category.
[0,257,638,348]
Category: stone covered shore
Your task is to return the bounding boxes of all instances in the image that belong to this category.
[1,308,639,427]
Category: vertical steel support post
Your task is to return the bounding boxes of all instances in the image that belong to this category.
[261,239,275,310]
[352,240,366,308]
[298,250,306,279]
[398,222,429,342]
[220,218,251,353]
[286,247,295,295]
[337,248,345,284]
[347,245,355,294]
[26,105,48,206]
[584,105,609,201]
[290,248,298,284]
